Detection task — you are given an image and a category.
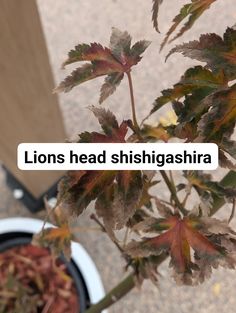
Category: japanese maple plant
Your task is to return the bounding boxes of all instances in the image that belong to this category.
[36,1,236,312]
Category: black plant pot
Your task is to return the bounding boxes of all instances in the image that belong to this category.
[0,232,89,312]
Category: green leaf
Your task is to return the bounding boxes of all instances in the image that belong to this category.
[109,27,132,61]
[161,0,217,50]
[151,66,225,114]
[185,171,236,212]
[198,84,236,142]
[167,27,236,80]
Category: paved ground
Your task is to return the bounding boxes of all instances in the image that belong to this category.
[1,0,236,312]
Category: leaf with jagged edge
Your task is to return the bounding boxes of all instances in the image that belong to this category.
[79,106,130,143]
[126,215,236,285]
[115,171,143,228]
[61,43,116,68]
[160,0,217,50]
[152,0,164,32]
[96,171,143,237]
[55,28,150,103]
[129,255,162,287]
[99,72,124,104]
[166,27,236,80]
[137,171,159,210]
[109,27,132,61]
[57,108,143,228]
[151,66,226,114]
[150,66,236,155]
[185,171,236,215]
[198,84,236,158]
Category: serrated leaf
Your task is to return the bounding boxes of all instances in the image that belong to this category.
[198,84,236,146]
[55,28,150,102]
[126,215,236,285]
[130,40,152,58]
[99,72,124,104]
[58,170,117,216]
[130,255,162,287]
[58,108,144,227]
[96,171,143,236]
[152,0,164,32]
[151,66,225,114]
[167,27,236,80]
[80,106,129,143]
[114,171,143,228]
[110,27,132,61]
[54,62,119,93]
[150,65,236,161]
[161,0,217,50]
[185,171,236,215]
[137,171,158,209]
[62,43,118,68]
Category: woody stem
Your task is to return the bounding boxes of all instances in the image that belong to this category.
[84,273,135,313]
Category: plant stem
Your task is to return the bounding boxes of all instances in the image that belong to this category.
[84,273,135,313]
[126,71,139,130]
[90,214,123,253]
[160,171,188,215]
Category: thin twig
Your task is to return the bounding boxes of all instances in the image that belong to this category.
[42,296,54,313]
[229,199,236,223]
[123,227,130,247]
[90,214,124,253]
[169,171,175,189]
[126,71,139,130]
[160,171,188,215]
[181,190,191,208]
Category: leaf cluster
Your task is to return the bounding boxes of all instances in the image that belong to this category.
[35,1,236,302]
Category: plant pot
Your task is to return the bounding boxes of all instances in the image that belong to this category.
[0,217,107,313]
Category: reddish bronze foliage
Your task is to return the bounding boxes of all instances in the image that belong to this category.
[0,244,79,313]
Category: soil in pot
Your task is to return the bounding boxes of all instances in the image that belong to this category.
[0,240,81,313]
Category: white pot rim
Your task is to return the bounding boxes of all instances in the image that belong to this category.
[0,217,107,312]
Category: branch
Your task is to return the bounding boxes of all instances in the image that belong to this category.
[160,170,188,215]
[84,273,135,313]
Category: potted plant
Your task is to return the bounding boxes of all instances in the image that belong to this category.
[3,0,236,312]
[0,215,106,313]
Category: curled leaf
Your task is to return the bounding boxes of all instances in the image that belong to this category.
[152,0,164,32]
[55,28,150,103]
[166,27,236,80]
